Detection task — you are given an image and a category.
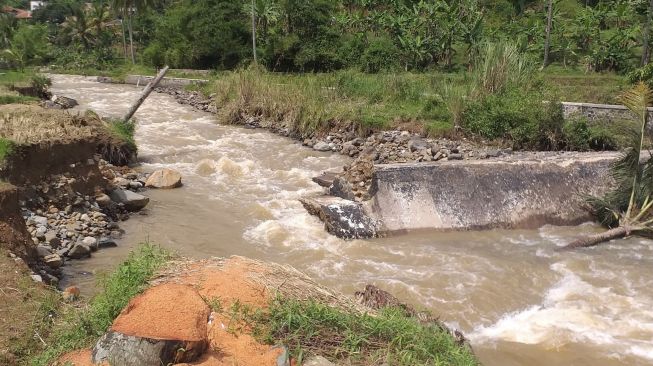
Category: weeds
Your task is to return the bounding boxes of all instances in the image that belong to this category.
[246,298,478,366]
[0,138,14,162]
[29,244,170,366]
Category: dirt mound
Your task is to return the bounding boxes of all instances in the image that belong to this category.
[112,283,209,342]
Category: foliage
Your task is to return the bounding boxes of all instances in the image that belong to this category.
[587,83,653,228]
[29,244,170,366]
[0,137,14,162]
[1,23,49,70]
[251,298,478,366]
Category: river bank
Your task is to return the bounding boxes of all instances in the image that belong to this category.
[40,74,653,366]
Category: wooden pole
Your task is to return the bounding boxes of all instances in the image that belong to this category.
[122,65,169,122]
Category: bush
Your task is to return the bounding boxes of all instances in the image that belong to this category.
[360,36,400,73]
[0,138,14,162]
[563,117,591,150]
[462,89,565,149]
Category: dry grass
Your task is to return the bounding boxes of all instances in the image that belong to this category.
[0,104,101,144]
[151,256,371,314]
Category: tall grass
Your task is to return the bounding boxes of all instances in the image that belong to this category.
[207,69,462,138]
[472,41,536,96]
[29,244,170,366]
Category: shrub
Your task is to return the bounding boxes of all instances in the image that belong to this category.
[360,36,400,73]
[0,138,14,162]
[563,117,591,151]
[462,89,565,149]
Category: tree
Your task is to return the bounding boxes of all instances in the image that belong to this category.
[2,24,49,70]
[543,0,554,67]
[111,0,160,64]
[642,0,653,65]
[564,83,653,249]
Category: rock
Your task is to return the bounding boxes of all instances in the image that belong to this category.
[32,215,48,226]
[35,226,47,240]
[145,169,183,189]
[312,141,331,152]
[41,100,63,109]
[30,274,43,283]
[62,286,80,302]
[109,189,150,211]
[304,355,336,366]
[129,181,144,190]
[98,238,118,249]
[329,177,356,201]
[68,243,91,259]
[44,254,63,269]
[448,153,463,160]
[51,95,78,109]
[36,245,53,258]
[301,196,381,239]
[92,284,209,366]
[96,193,112,207]
[82,236,98,251]
[408,138,429,152]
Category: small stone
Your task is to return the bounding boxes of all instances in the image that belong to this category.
[80,214,91,222]
[109,189,150,211]
[97,238,118,249]
[30,274,43,283]
[448,153,463,160]
[32,215,48,226]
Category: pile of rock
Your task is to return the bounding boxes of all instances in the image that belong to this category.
[21,161,154,286]
[156,87,217,113]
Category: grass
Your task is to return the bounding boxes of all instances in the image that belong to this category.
[245,298,478,366]
[0,251,60,365]
[0,138,14,163]
[28,244,170,366]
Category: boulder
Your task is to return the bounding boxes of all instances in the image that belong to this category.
[82,236,98,251]
[312,141,331,152]
[68,243,91,259]
[98,238,118,249]
[145,169,183,189]
[36,244,53,258]
[109,189,150,211]
[44,253,63,269]
[92,284,209,366]
[51,95,79,109]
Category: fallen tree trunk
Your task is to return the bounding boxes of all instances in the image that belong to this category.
[561,225,635,250]
[122,66,169,122]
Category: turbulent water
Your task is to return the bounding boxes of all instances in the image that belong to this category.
[50,74,653,366]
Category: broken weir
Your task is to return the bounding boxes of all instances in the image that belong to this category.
[303,152,620,239]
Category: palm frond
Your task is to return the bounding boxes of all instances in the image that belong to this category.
[620,82,653,123]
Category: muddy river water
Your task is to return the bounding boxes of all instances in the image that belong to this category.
[50,75,653,366]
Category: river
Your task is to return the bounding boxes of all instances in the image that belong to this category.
[49,74,653,366]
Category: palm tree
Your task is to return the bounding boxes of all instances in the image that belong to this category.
[564,83,653,249]
[61,7,93,50]
[111,0,159,64]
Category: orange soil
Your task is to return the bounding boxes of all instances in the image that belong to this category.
[57,257,279,366]
[56,349,106,366]
[111,283,209,341]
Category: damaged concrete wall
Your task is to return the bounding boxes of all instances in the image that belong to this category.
[370,153,617,232]
[367,153,618,233]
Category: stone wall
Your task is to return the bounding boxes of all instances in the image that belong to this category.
[561,101,653,123]
[123,75,208,88]
[367,153,619,233]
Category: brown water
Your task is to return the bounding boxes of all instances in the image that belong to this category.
[50,75,653,366]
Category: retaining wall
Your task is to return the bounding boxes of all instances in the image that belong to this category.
[561,102,652,123]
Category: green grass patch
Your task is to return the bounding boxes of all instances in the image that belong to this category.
[29,244,170,366]
[0,94,39,105]
[0,138,15,163]
[248,298,478,366]
[106,119,136,148]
